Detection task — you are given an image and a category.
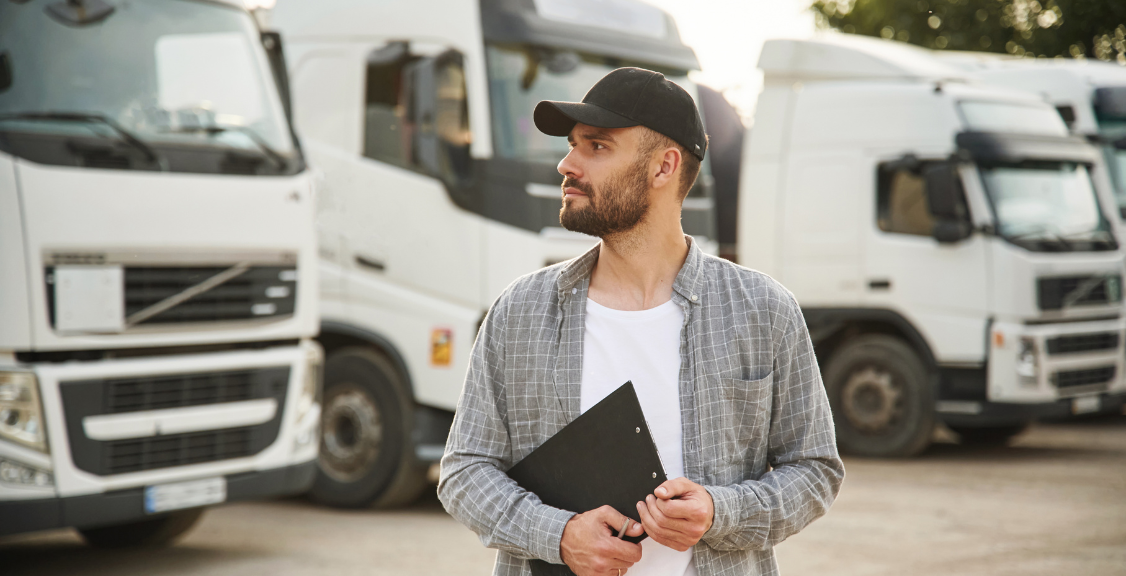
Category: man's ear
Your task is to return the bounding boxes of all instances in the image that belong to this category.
[652,146,682,192]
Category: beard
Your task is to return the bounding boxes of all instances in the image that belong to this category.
[559,153,650,238]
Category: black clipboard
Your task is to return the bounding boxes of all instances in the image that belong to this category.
[506,381,667,576]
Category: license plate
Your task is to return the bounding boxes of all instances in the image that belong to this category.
[1072,395,1101,415]
[144,477,226,514]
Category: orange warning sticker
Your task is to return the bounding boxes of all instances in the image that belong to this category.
[431,328,452,367]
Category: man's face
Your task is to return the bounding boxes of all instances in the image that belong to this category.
[557,124,651,238]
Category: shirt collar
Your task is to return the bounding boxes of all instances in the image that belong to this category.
[556,235,706,305]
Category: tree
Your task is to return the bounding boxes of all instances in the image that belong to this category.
[810,0,1126,63]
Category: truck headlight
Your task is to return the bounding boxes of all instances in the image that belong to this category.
[1016,337,1038,385]
[0,372,48,453]
[298,343,323,421]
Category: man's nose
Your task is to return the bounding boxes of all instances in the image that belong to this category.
[558,148,582,179]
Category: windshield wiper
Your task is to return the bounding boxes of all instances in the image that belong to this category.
[1006,227,1074,251]
[0,112,163,169]
[1058,229,1118,248]
[161,125,287,171]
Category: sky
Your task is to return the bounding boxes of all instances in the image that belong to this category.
[644,0,819,120]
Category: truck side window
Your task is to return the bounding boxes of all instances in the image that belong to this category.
[877,167,935,236]
[363,43,470,184]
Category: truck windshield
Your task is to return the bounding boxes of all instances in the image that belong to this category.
[0,0,298,174]
[1096,117,1126,216]
[980,161,1115,251]
[486,44,695,161]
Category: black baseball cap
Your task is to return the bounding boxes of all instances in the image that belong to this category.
[534,67,708,160]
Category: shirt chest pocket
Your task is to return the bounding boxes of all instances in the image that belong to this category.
[719,373,773,464]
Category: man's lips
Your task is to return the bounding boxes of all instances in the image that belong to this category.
[563,187,588,198]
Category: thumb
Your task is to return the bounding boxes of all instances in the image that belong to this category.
[655,477,693,499]
[625,518,645,537]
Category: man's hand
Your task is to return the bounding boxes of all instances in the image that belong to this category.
[560,505,645,576]
[635,477,714,552]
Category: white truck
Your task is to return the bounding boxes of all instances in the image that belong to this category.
[935,56,1126,416]
[0,0,321,545]
[738,36,1126,457]
[271,0,716,507]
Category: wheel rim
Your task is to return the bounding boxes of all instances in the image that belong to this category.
[319,383,383,483]
[840,366,904,435]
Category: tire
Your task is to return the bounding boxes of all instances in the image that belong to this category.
[949,424,1028,446]
[309,347,426,508]
[823,334,936,457]
[78,508,204,548]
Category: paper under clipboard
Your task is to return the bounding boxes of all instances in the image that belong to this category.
[506,381,668,576]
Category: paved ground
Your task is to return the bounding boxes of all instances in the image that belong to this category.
[4,416,1125,576]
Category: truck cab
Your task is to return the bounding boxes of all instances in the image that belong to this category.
[271,0,716,506]
[738,36,1126,457]
[1,0,320,545]
[935,55,1126,413]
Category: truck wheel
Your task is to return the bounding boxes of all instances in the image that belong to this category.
[824,335,935,457]
[949,424,1028,446]
[78,508,204,548]
[310,347,426,508]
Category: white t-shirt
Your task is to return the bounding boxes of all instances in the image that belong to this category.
[580,298,698,576]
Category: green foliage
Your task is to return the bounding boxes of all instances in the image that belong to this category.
[810,0,1126,62]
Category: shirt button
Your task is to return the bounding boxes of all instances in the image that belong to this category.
[690,294,698,302]
[572,288,577,295]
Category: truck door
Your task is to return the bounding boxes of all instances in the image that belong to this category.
[341,43,481,308]
[864,159,990,363]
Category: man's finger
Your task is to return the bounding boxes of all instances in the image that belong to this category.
[593,505,630,534]
[645,495,693,532]
[654,477,695,499]
[654,496,702,521]
[602,539,643,563]
[638,500,692,551]
[636,500,666,539]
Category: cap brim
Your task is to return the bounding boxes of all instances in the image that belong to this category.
[533,101,638,136]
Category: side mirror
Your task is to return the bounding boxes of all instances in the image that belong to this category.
[261,31,293,123]
[406,51,472,186]
[924,163,972,243]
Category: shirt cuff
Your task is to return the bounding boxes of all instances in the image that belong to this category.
[704,484,742,539]
[702,484,768,551]
[530,505,577,564]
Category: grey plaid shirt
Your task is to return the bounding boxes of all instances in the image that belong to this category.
[439,238,844,576]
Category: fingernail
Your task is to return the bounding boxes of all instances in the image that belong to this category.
[657,487,666,496]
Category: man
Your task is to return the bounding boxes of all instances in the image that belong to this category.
[439,68,844,576]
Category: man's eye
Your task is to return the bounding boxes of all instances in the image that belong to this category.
[593,142,606,150]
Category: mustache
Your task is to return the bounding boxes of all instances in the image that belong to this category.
[561,177,594,197]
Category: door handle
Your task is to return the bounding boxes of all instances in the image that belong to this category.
[868,279,891,290]
[355,254,386,272]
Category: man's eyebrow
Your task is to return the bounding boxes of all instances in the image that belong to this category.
[573,129,618,144]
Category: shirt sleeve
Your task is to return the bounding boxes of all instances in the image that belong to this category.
[701,293,845,551]
[437,293,576,563]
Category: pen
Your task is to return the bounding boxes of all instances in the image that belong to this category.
[618,517,630,539]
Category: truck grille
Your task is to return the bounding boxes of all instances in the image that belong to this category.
[1037,275,1122,311]
[102,427,254,475]
[104,370,256,414]
[61,367,289,476]
[45,265,298,328]
[1045,332,1120,355]
[1052,366,1115,393]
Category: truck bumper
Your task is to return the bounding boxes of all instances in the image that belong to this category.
[0,459,315,537]
[938,391,1126,427]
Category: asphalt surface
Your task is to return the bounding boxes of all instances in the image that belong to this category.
[4,416,1125,576]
